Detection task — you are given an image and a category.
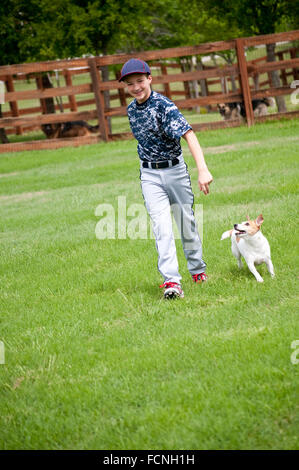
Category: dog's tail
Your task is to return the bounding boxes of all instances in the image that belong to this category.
[263,97,275,107]
[221,229,233,241]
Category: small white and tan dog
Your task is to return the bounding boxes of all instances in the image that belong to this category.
[221,214,275,282]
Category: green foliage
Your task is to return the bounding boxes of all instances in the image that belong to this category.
[205,0,299,36]
[0,0,40,65]
[1,0,182,62]
[122,0,241,51]
[0,0,298,64]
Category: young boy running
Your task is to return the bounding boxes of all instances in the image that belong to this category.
[120,58,213,299]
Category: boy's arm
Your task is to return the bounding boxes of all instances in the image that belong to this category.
[183,129,213,195]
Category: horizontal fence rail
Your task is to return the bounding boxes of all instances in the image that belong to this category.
[0,30,298,153]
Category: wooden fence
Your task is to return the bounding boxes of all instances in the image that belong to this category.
[0,30,298,153]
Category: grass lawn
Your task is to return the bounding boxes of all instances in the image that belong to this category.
[0,119,298,450]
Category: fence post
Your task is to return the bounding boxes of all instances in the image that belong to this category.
[161,64,172,99]
[5,75,22,135]
[236,38,254,127]
[64,70,78,112]
[115,70,127,106]
[88,58,109,142]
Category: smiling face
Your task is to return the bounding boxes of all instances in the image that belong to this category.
[234,214,264,237]
[124,73,153,104]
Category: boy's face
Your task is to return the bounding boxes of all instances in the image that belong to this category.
[124,73,152,104]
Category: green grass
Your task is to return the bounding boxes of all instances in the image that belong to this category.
[0,119,299,449]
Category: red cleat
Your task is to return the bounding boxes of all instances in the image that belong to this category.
[160,282,184,299]
[192,273,208,283]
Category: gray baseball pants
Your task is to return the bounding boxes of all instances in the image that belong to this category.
[140,157,206,284]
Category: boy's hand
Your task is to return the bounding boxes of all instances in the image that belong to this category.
[198,168,213,195]
[183,130,213,195]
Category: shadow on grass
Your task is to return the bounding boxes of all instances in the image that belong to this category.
[228,264,271,282]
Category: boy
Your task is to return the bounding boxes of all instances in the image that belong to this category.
[120,58,213,299]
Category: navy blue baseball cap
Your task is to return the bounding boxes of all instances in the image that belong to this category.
[119,58,151,82]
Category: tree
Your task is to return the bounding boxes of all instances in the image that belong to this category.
[0,0,169,61]
[0,0,40,142]
[0,0,169,136]
[204,0,299,111]
[206,0,298,36]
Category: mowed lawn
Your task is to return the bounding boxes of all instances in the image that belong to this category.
[0,120,298,450]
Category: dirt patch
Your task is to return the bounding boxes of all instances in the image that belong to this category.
[202,135,299,155]
[0,172,19,178]
[0,190,48,203]
[204,141,259,154]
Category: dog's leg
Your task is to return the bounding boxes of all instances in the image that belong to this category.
[265,258,275,278]
[231,239,243,269]
[236,257,243,269]
[246,261,264,282]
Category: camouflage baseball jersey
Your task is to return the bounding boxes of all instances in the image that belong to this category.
[127,90,192,162]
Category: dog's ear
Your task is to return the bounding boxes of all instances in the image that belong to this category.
[246,214,250,221]
[256,214,264,226]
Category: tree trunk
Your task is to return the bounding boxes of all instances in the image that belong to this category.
[266,43,287,112]
[253,73,259,90]
[42,74,56,114]
[0,104,9,143]
[230,74,238,92]
[37,74,58,139]
[180,59,192,109]
[220,77,227,94]
[198,60,211,113]
[191,56,200,113]
[53,71,64,113]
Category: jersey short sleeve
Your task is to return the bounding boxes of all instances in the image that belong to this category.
[161,101,192,140]
[127,91,192,162]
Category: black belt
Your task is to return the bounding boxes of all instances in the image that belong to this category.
[142,158,180,169]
